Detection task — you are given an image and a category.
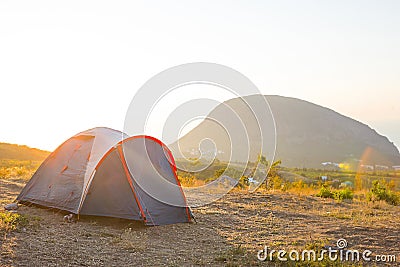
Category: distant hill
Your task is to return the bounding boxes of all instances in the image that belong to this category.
[171,95,400,168]
[0,142,49,161]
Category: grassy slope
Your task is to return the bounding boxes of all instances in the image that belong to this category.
[0,143,49,161]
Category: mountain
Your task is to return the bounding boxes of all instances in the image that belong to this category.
[171,95,400,168]
[0,142,49,161]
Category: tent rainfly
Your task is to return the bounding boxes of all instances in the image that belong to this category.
[17,127,192,226]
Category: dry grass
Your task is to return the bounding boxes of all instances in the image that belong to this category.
[0,212,29,234]
[0,160,41,181]
[178,174,206,187]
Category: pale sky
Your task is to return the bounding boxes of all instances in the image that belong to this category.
[0,0,399,151]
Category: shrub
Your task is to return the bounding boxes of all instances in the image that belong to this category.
[0,212,29,233]
[316,185,334,198]
[266,175,284,190]
[178,174,205,187]
[0,160,41,180]
[317,186,353,200]
[367,180,399,206]
[0,167,11,178]
[236,176,249,189]
[333,187,353,200]
[15,167,29,177]
[291,180,306,189]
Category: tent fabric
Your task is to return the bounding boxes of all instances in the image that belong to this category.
[121,137,191,225]
[79,149,142,220]
[76,127,129,212]
[17,127,191,226]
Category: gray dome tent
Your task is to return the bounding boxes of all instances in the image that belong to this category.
[17,127,192,226]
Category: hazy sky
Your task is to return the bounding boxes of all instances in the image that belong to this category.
[0,0,399,151]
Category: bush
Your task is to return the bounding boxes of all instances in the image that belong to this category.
[367,180,399,206]
[178,174,205,187]
[316,185,334,198]
[333,188,353,200]
[0,212,29,233]
[0,160,41,179]
[0,167,11,178]
[266,175,284,190]
[291,180,306,189]
[236,176,249,189]
[317,186,353,200]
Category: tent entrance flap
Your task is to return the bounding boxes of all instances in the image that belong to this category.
[116,145,147,222]
[79,148,142,220]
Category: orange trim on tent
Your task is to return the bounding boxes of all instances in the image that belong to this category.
[61,165,68,173]
[123,135,191,222]
[78,145,123,214]
[121,135,191,222]
[117,145,147,223]
[162,144,191,222]
[78,169,96,213]
[95,146,115,169]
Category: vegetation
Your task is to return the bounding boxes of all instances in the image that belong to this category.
[178,173,205,187]
[0,142,49,161]
[0,160,42,180]
[367,180,400,206]
[176,157,400,208]
[316,185,354,201]
[0,143,47,180]
[0,211,29,233]
[176,158,229,183]
[214,245,249,265]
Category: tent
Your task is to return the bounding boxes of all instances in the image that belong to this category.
[17,127,192,226]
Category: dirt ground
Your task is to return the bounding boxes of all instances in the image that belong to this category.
[1,177,399,266]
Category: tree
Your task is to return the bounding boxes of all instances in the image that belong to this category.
[252,153,282,189]
[265,159,282,189]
